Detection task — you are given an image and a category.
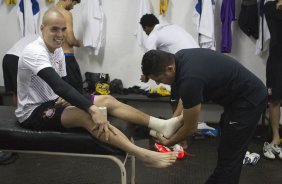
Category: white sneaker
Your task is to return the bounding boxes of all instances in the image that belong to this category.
[263,142,275,159]
[279,152,282,160]
[271,144,282,160]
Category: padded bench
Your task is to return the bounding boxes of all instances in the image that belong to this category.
[0,86,13,105]
[0,106,136,184]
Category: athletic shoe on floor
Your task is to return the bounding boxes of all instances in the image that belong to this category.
[279,152,282,160]
[0,152,18,165]
[263,142,275,159]
[271,144,282,160]
[243,151,260,165]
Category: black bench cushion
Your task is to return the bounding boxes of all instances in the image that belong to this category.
[0,106,131,155]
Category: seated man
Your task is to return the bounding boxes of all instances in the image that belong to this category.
[16,8,179,168]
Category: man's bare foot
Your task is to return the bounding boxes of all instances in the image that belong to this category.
[137,149,178,168]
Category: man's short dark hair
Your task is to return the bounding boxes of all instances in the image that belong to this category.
[140,14,159,28]
[141,50,174,77]
[73,0,81,3]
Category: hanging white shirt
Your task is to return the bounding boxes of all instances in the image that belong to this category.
[17,0,40,36]
[135,0,152,49]
[145,24,199,54]
[193,0,216,50]
[80,0,104,55]
[198,0,216,50]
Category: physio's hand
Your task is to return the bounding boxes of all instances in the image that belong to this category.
[154,132,170,146]
[89,106,117,140]
[140,74,149,83]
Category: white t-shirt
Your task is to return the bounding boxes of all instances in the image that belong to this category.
[145,24,199,54]
[15,37,66,123]
[6,35,39,57]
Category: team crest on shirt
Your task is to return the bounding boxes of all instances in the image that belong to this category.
[56,59,63,72]
[268,88,272,96]
[43,108,55,119]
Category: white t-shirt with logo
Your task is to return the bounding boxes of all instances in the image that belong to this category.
[15,37,66,123]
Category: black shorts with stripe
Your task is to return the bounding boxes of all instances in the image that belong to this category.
[266,58,282,101]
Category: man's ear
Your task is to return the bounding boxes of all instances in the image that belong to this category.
[40,24,44,31]
[167,65,175,73]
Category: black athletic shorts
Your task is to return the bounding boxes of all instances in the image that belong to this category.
[266,58,282,101]
[20,94,95,131]
[20,100,67,131]
[2,54,19,94]
[64,54,83,94]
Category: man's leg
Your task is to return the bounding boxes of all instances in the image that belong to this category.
[206,99,266,184]
[2,54,19,106]
[61,106,178,168]
[264,100,282,159]
[93,95,183,138]
[64,55,83,94]
[269,100,281,146]
[265,59,282,159]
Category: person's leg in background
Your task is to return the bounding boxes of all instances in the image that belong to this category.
[264,60,282,159]
[263,99,282,159]
[1,54,19,164]
[2,54,19,106]
[64,54,84,94]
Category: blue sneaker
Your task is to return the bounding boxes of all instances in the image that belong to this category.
[0,151,18,165]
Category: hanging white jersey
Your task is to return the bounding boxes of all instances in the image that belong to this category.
[17,0,40,36]
[135,0,152,49]
[193,0,216,50]
[80,0,104,55]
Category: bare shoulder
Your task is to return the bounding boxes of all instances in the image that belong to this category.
[55,7,72,20]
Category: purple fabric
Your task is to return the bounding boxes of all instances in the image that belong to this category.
[221,0,236,53]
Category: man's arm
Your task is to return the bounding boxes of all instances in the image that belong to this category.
[65,12,81,47]
[38,67,91,111]
[38,67,115,139]
[172,99,183,117]
[145,34,157,52]
[159,104,201,146]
